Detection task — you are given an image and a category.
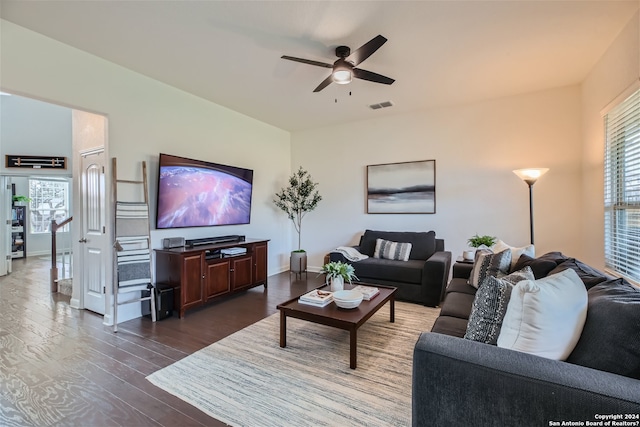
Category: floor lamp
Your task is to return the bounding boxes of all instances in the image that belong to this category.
[513,168,549,245]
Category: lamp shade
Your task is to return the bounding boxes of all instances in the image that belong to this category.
[513,168,549,185]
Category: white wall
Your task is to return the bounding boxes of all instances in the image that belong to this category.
[581,12,640,270]
[292,85,584,270]
[1,19,292,269]
[0,95,73,256]
[1,20,292,322]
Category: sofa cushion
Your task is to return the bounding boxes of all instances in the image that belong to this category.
[373,238,412,261]
[439,292,476,320]
[548,258,608,290]
[464,266,535,345]
[360,230,436,260]
[536,251,570,266]
[567,279,640,379]
[430,316,469,338]
[468,249,511,288]
[353,257,423,284]
[512,254,557,279]
[492,240,535,271]
[497,269,588,361]
[446,278,477,296]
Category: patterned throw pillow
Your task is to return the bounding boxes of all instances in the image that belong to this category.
[468,249,512,288]
[464,266,535,345]
[373,238,412,261]
[492,239,535,271]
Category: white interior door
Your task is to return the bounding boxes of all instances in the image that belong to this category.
[1,177,12,276]
[81,149,107,314]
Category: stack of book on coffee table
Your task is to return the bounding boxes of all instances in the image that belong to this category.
[298,289,334,307]
[352,285,380,300]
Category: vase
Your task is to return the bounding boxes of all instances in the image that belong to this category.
[330,276,344,292]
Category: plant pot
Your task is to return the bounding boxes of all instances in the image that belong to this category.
[330,276,344,292]
[290,251,307,273]
[463,250,475,261]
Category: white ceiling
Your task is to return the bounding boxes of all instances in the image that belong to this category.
[1,1,638,132]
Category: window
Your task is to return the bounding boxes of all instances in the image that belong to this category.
[28,179,70,234]
[604,88,640,282]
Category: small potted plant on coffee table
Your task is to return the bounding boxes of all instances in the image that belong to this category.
[320,261,358,292]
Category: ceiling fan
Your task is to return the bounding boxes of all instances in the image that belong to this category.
[281,34,395,93]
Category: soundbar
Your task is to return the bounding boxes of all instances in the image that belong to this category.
[185,235,245,247]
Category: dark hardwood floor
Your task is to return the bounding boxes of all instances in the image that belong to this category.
[0,257,324,426]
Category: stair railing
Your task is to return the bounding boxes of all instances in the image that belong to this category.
[50,216,73,292]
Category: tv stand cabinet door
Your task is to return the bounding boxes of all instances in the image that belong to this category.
[231,255,253,290]
[206,259,230,299]
[253,242,268,286]
[181,253,204,314]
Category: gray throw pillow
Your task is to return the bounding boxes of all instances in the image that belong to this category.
[566,279,640,379]
[373,238,412,261]
[468,249,511,288]
[548,258,608,290]
[464,266,535,344]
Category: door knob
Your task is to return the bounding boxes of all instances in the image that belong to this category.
[79,238,87,243]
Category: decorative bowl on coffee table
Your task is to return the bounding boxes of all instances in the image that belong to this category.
[333,290,364,309]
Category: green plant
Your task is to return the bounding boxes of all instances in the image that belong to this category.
[12,195,31,203]
[467,234,497,248]
[273,167,322,251]
[319,261,358,283]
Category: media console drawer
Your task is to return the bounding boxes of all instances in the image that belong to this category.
[155,238,269,318]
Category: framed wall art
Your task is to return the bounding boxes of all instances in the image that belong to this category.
[366,160,436,214]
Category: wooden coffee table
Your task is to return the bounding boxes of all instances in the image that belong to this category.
[276,283,397,369]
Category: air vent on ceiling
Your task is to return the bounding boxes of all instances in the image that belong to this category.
[369,101,394,110]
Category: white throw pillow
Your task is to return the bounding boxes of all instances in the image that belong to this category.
[497,268,588,361]
[492,239,535,271]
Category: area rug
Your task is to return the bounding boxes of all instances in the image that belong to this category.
[146,302,440,427]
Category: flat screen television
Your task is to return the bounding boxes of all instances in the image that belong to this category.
[156,153,253,229]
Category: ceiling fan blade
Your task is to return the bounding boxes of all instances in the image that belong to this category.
[281,55,333,68]
[353,68,395,85]
[313,75,334,92]
[346,35,387,66]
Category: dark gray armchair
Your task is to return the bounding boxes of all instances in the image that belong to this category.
[329,230,451,306]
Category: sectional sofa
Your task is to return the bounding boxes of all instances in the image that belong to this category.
[413,251,640,426]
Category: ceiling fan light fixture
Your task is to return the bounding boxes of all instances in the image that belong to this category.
[332,69,352,84]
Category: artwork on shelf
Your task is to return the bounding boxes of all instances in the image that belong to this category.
[366,160,436,214]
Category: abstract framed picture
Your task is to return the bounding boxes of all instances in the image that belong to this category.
[366,160,436,214]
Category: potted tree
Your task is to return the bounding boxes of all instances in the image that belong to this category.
[273,167,322,275]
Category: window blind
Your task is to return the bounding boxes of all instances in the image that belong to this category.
[604,88,640,282]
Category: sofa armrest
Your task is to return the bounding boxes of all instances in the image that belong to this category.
[452,262,473,279]
[413,332,640,427]
[422,251,452,306]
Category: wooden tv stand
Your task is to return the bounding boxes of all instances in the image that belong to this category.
[154,238,269,318]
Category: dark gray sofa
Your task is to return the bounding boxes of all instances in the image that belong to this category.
[413,252,640,426]
[329,230,451,307]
